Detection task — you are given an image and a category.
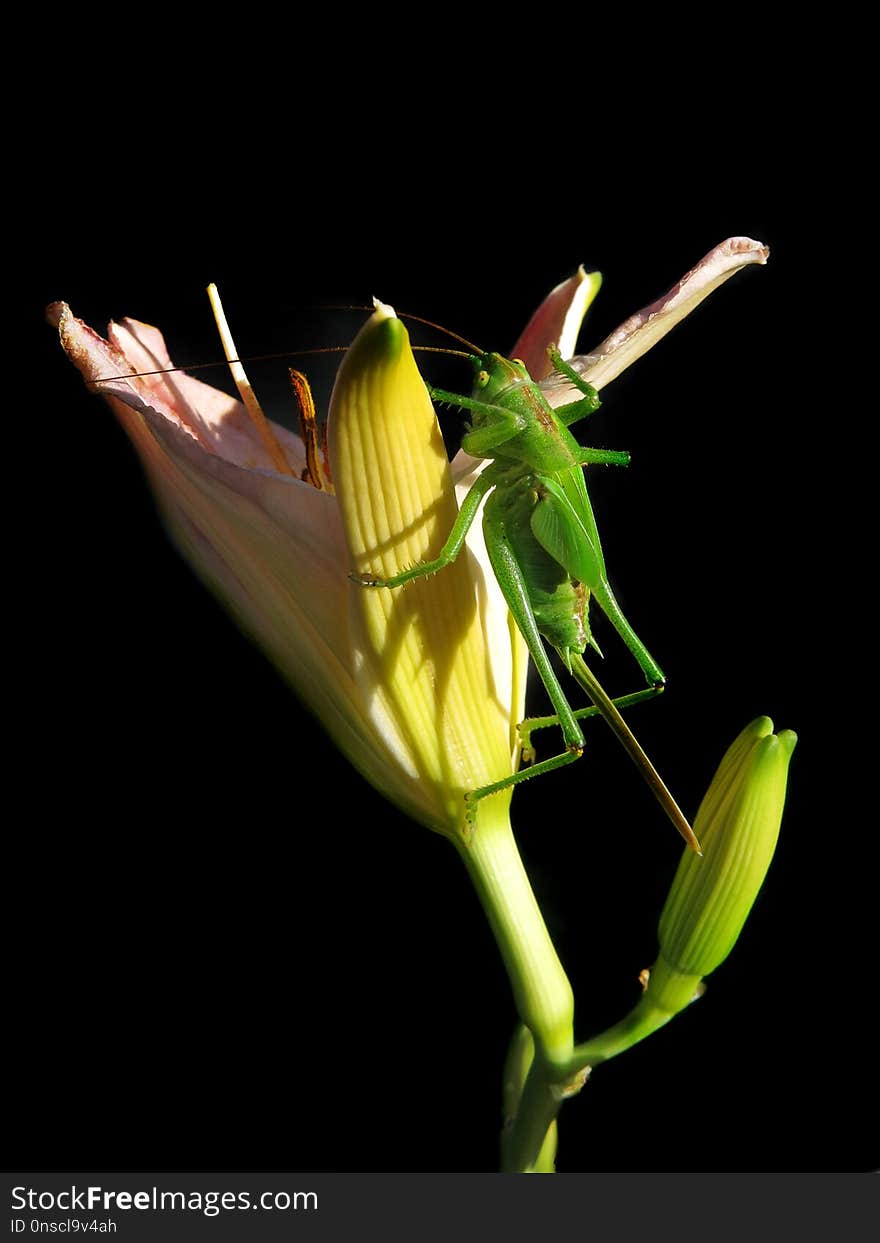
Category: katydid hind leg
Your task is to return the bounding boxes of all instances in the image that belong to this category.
[484,525,585,752]
[519,686,662,763]
[464,748,583,834]
[591,575,666,688]
[465,523,589,831]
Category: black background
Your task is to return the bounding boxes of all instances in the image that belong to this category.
[12,91,873,1177]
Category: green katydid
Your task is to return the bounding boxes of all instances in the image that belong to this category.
[354,341,702,854]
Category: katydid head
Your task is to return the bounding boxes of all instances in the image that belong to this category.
[472,352,531,405]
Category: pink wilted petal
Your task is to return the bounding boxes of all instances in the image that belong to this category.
[49,303,345,665]
[106,316,218,447]
[48,303,306,475]
[49,302,443,825]
[510,267,603,379]
[542,237,769,404]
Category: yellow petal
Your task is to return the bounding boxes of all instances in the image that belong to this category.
[328,303,514,839]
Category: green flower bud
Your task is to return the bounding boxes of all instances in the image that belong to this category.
[647,718,796,1013]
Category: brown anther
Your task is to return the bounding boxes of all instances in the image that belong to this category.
[290,369,333,493]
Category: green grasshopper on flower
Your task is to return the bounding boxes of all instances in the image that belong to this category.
[354,342,702,853]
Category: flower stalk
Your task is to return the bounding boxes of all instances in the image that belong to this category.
[456,804,574,1066]
[461,804,579,1174]
[502,1026,558,1173]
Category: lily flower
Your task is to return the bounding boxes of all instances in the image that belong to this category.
[48,298,516,839]
[47,236,767,846]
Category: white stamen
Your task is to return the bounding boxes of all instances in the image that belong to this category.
[206,283,294,476]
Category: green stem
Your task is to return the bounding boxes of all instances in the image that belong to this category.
[533,1121,558,1173]
[564,1000,671,1073]
[456,802,574,1068]
[456,802,577,1172]
[501,1026,560,1173]
[560,959,703,1078]
[501,1062,561,1173]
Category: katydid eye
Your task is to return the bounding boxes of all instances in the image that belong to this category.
[477,370,489,387]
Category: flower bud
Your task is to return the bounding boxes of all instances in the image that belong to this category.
[646,717,796,1013]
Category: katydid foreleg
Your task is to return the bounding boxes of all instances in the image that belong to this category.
[352,466,497,589]
[550,369,602,428]
[546,346,600,418]
[426,385,526,457]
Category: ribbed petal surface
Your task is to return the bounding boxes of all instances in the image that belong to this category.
[328,305,514,838]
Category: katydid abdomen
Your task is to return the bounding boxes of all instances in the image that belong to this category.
[483,469,591,660]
